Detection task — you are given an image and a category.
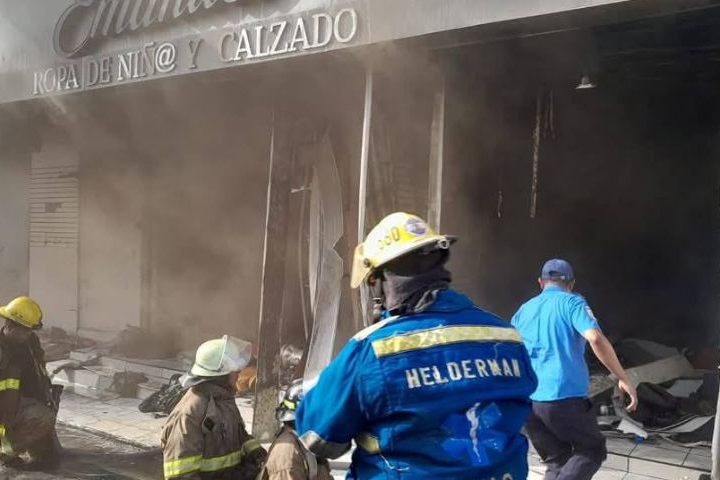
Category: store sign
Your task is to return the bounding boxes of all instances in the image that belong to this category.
[35,3,359,96]
[54,0,248,58]
[218,9,357,62]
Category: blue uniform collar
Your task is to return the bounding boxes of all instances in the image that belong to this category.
[413,288,472,313]
[379,289,472,320]
[427,289,473,312]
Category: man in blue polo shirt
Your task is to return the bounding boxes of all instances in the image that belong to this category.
[511,259,638,480]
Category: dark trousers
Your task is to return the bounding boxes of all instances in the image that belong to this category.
[526,398,607,480]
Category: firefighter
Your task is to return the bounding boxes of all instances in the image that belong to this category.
[0,296,59,469]
[258,379,332,480]
[161,335,267,480]
[296,212,538,480]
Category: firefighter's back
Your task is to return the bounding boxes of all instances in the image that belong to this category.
[299,289,538,480]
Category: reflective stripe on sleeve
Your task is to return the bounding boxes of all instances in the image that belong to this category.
[0,424,5,436]
[0,378,20,392]
[240,437,263,456]
[164,448,247,477]
[300,431,351,459]
[200,449,242,473]
[355,432,380,454]
[371,325,522,358]
[163,454,202,478]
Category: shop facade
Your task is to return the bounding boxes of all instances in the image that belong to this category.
[2,0,720,443]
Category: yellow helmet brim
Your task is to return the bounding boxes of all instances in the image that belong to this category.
[0,307,36,330]
[350,234,454,289]
[351,243,371,289]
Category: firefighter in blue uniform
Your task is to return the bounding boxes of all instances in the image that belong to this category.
[296,212,538,480]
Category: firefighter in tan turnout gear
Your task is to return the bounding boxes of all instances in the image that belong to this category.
[0,296,59,470]
[161,335,267,479]
[258,379,332,480]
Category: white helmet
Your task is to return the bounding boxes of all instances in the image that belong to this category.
[190,335,253,377]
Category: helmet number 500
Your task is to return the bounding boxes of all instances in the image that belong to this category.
[379,227,402,250]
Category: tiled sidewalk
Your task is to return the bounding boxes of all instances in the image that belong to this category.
[57,393,165,448]
[57,392,255,449]
[529,437,711,480]
[58,392,711,480]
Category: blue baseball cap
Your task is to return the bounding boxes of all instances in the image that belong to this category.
[541,258,574,281]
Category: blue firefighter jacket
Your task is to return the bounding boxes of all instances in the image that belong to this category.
[296,289,538,480]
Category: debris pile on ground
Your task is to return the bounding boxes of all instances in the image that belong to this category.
[37,327,96,362]
[139,374,184,415]
[590,338,718,448]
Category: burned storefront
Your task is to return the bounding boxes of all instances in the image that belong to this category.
[2,0,720,476]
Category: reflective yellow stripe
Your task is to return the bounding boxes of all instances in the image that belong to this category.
[0,378,20,392]
[371,325,522,358]
[283,399,296,410]
[200,450,242,473]
[163,454,202,477]
[355,432,380,454]
[0,425,16,457]
[241,437,263,456]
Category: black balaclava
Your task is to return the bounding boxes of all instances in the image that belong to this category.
[370,249,451,323]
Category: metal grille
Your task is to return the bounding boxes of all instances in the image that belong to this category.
[30,165,79,247]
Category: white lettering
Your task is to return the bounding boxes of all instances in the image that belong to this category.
[43,68,56,93]
[174,0,191,18]
[475,359,489,377]
[218,32,236,63]
[33,72,43,95]
[140,42,155,77]
[234,28,253,60]
[512,359,521,378]
[100,56,112,84]
[186,0,207,14]
[502,359,515,377]
[406,369,421,389]
[404,356,523,390]
[128,0,152,29]
[57,66,68,88]
[432,366,449,384]
[117,51,135,81]
[487,359,502,376]
[287,17,309,52]
[188,38,203,69]
[503,474,514,480]
[447,362,462,381]
[270,21,289,55]
[253,26,270,58]
[54,0,242,58]
[115,0,133,34]
[157,0,173,22]
[461,360,477,379]
[312,13,333,48]
[419,367,435,387]
[66,64,80,89]
[333,8,358,43]
[86,60,100,87]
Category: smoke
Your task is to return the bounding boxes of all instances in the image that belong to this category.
[439,27,720,349]
[7,10,720,360]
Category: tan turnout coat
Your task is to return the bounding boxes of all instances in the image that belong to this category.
[161,382,266,479]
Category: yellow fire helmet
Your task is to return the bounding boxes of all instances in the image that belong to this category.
[0,296,44,330]
[351,212,456,289]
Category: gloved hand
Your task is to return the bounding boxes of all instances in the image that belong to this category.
[0,432,16,457]
[234,366,257,394]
